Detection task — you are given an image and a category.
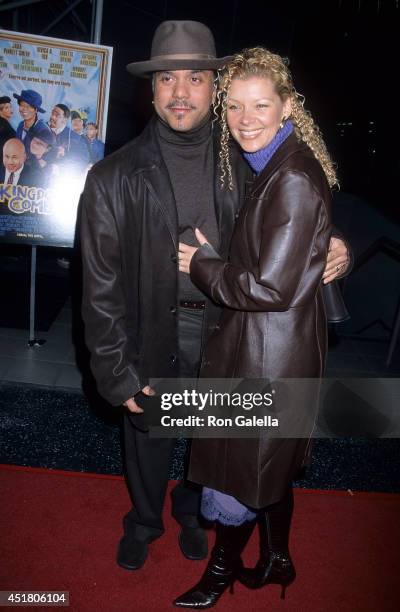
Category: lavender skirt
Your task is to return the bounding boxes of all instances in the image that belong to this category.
[201,487,257,526]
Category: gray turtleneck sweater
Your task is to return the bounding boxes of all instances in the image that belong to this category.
[157,115,219,301]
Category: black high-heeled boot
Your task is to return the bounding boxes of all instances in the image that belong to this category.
[238,486,296,599]
[173,519,255,609]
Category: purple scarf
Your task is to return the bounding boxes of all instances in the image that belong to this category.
[243,119,294,174]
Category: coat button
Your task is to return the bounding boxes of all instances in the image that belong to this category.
[170,306,177,314]
[171,254,177,263]
[170,354,178,364]
[235,212,239,219]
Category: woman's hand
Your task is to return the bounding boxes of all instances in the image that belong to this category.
[323,237,350,284]
[178,228,210,274]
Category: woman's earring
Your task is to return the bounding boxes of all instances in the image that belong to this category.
[279,117,286,129]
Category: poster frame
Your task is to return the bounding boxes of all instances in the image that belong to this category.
[0,28,113,248]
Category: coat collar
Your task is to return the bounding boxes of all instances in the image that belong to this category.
[212,129,252,252]
[250,132,307,196]
[213,133,236,245]
[133,117,179,248]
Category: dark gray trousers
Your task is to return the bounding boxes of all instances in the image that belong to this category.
[123,307,204,541]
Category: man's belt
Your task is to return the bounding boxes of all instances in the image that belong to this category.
[179,300,206,310]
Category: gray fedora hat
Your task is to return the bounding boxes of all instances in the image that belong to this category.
[127,20,233,77]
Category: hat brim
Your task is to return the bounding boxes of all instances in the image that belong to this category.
[126,56,234,78]
[13,93,45,113]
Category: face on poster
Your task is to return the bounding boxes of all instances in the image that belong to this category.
[0,30,112,247]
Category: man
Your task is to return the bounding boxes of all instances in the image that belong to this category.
[71,110,85,136]
[28,128,56,188]
[29,129,56,165]
[13,89,52,155]
[0,96,16,154]
[49,104,89,167]
[82,122,104,165]
[0,137,38,188]
[80,20,350,573]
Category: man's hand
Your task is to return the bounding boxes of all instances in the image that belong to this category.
[123,385,155,414]
[323,237,350,284]
[178,228,210,274]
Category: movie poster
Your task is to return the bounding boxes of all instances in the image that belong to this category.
[0,30,112,247]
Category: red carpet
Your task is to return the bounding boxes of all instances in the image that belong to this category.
[1,464,399,612]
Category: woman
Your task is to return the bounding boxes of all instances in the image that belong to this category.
[174,47,336,608]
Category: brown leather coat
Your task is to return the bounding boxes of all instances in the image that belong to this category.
[188,133,332,508]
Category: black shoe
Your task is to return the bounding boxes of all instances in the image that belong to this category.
[238,486,296,599]
[117,535,149,570]
[179,526,208,560]
[116,518,159,571]
[239,552,296,599]
[173,521,255,609]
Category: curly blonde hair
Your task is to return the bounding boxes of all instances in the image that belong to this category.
[215,47,338,189]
